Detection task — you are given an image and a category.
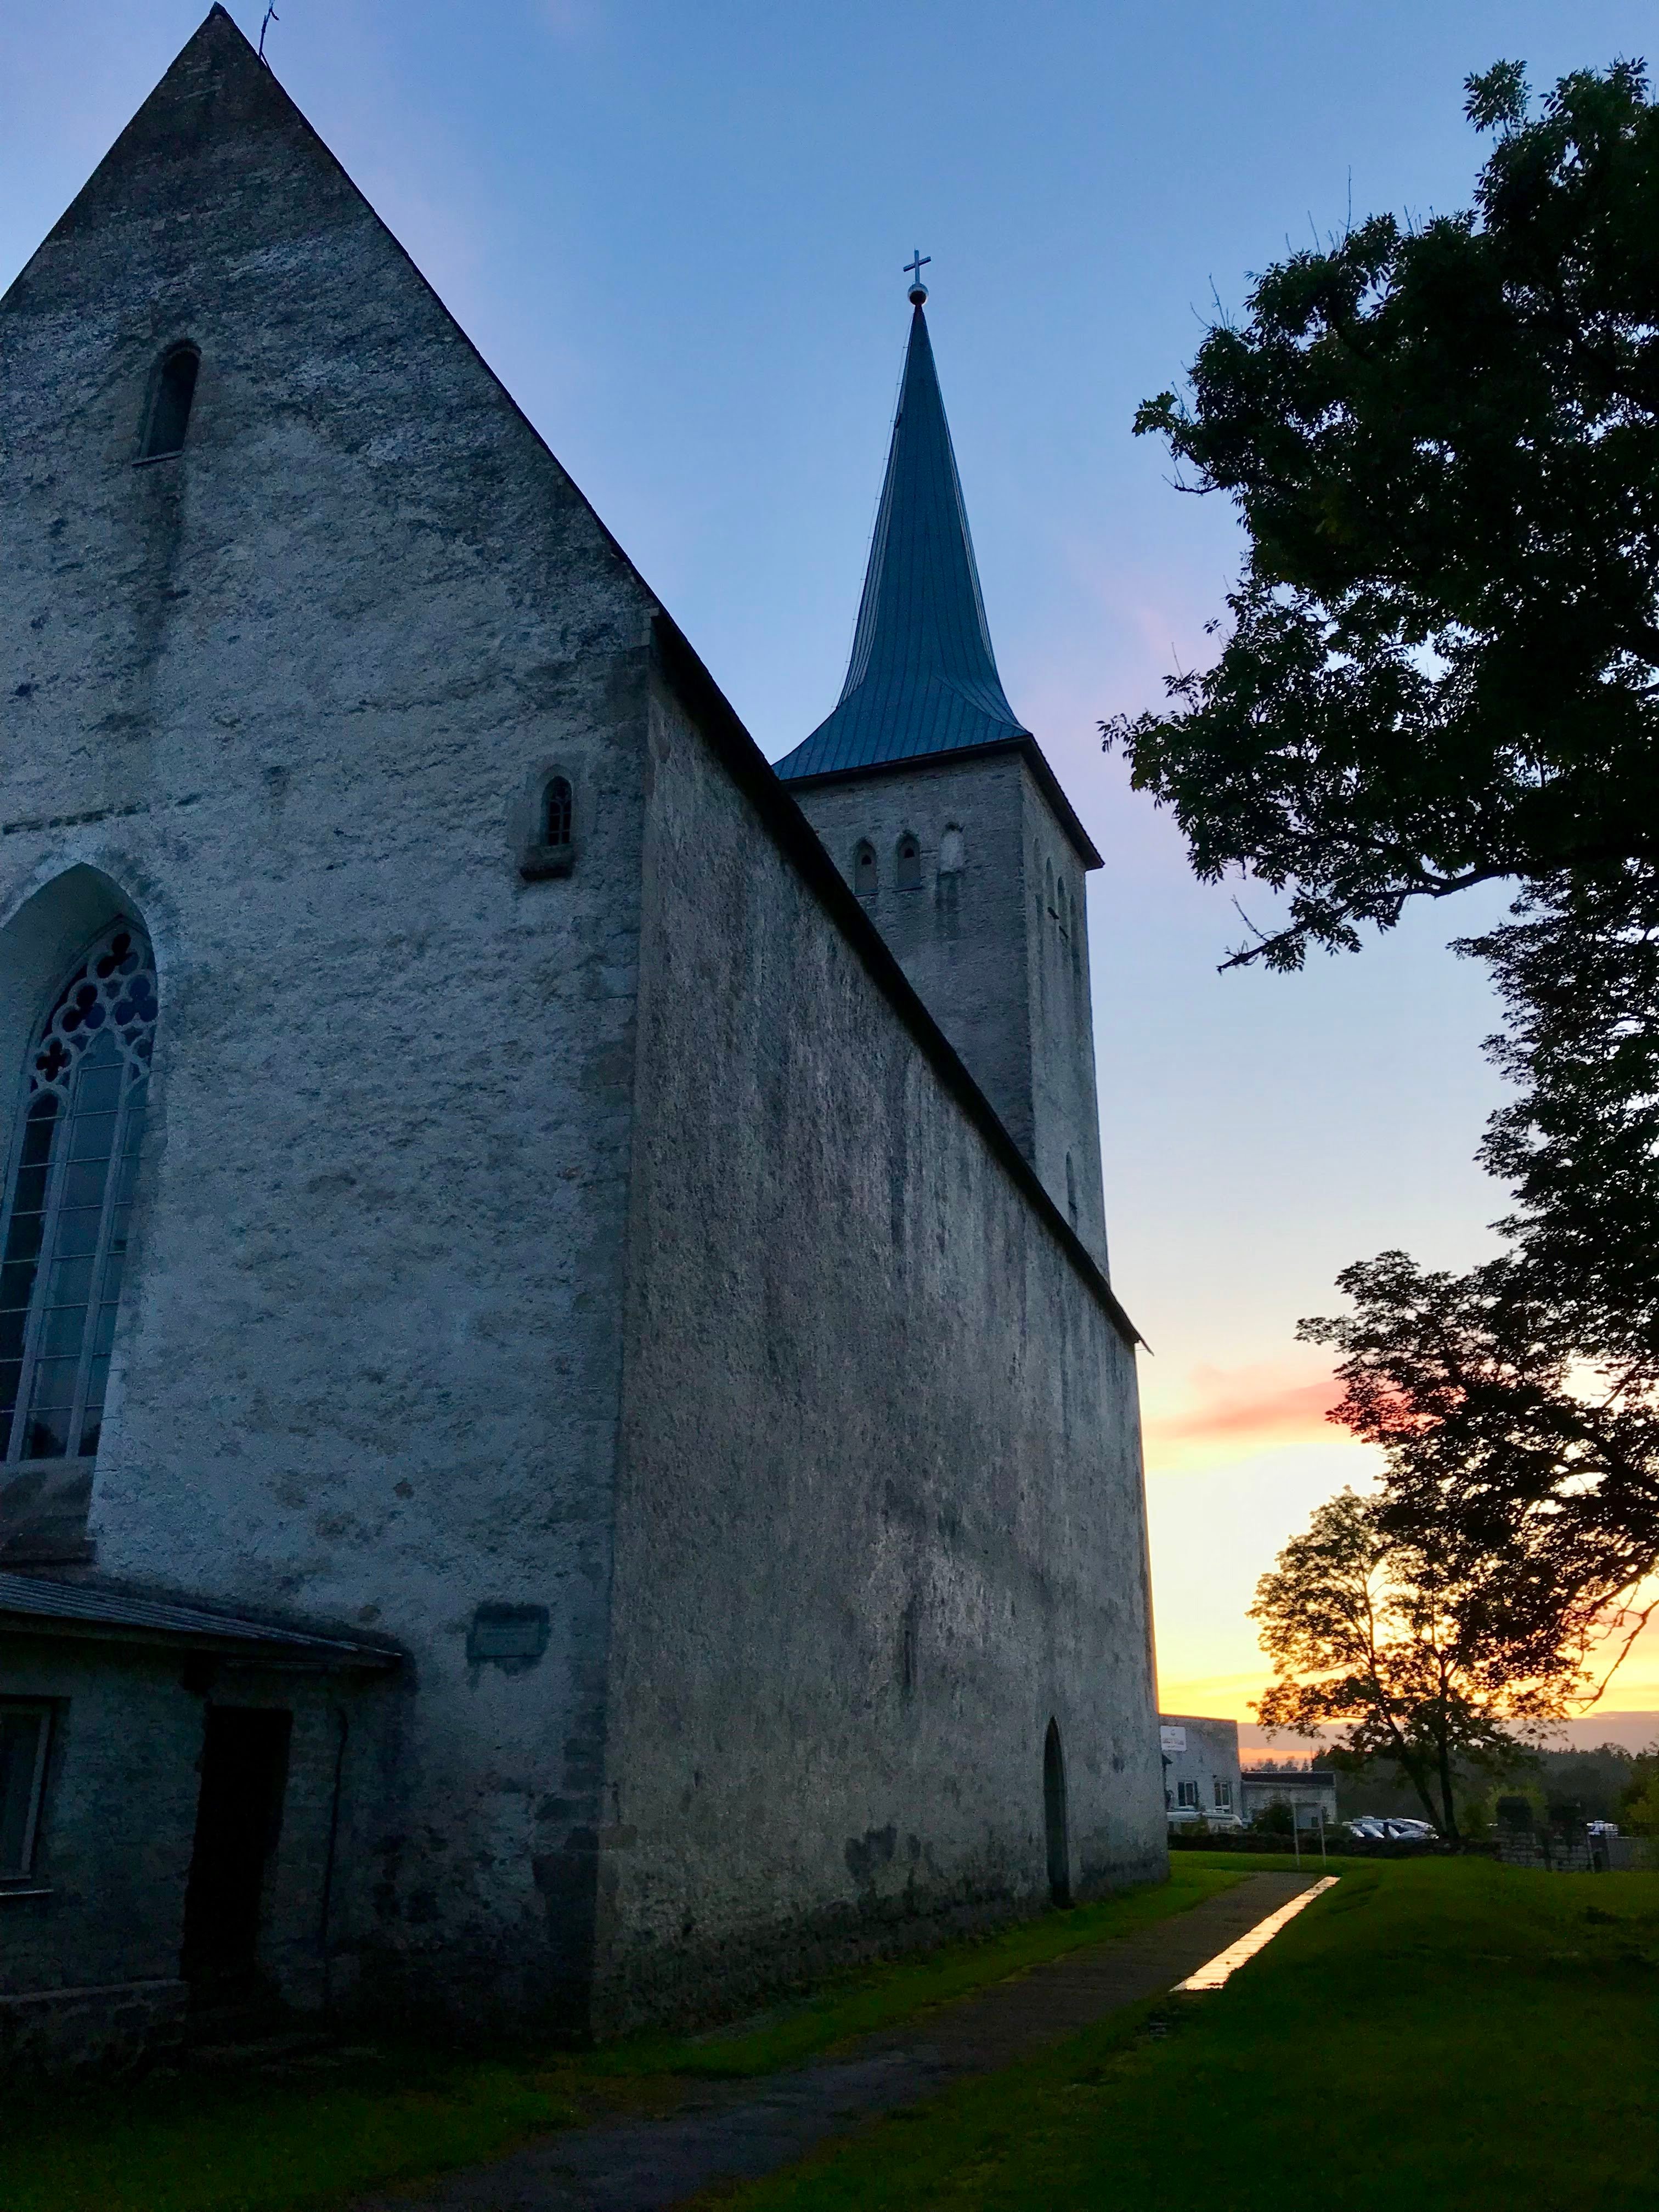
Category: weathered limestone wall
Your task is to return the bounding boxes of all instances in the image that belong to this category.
[1020,770,1108,1271]
[0,15,653,2022]
[792,753,1108,1266]
[594,663,1165,2028]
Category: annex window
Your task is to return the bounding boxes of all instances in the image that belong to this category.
[542,776,574,849]
[1176,1779,1200,1809]
[0,923,157,1465]
[896,833,922,891]
[1214,1779,1233,1810]
[0,1703,52,1883]
[140,345,200,461]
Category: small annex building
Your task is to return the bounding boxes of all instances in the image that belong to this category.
[1158,1716,1243,1827]
[0,11,1164,2069]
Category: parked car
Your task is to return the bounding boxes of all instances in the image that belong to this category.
[1383,1818,1438,1841]
[1345,1818,1388,1841]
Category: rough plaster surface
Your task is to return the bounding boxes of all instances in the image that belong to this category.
[0,13,650,2028]
[0,9,1163,2058]
[792,752,1109,1266]
[594,676,1163,2028]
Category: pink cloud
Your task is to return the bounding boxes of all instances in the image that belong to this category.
[1142,1361,1356,1469]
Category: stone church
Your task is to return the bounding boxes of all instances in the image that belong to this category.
[0,10,1163,2068]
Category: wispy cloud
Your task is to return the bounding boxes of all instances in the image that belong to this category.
[1142,1359,1358,1472]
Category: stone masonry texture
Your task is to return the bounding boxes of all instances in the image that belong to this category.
[0,8,1163,2059]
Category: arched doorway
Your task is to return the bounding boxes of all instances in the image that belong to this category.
[1043,1717,1071,1906]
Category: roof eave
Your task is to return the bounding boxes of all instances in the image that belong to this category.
[0,1576,403,1671]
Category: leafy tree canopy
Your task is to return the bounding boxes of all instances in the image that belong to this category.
[1299,1254,1659,1678]
[1466,865,1659,1367]
[1107,59,1659,969]
[1251,1488,1600,1835]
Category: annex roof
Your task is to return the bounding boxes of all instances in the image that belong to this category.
[0,1572,401,1668]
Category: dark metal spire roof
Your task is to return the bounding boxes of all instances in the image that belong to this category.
[775,300,1030,781]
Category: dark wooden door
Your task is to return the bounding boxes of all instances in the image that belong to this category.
[180,1706,292,2001]
[1043,1717,1071,1907]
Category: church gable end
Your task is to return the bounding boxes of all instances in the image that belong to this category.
[0,10,662,2041]
[0,12,1162,2064]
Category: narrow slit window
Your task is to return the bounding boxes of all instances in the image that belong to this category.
[0,923,156,1465]
[853,840,878,896]
[141,346,200,460]
[896,833,922,891]
[543,776,574,849]
[0,1704,52,1882]
[1066,1153,1079,1231]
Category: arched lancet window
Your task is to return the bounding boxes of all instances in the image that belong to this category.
[140,345,200,461]
[896,833,922,891]
[853,840,878,897]
[0,923,156,1464]
[542,775,574,849]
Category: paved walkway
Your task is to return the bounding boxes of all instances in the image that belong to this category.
[358,1872,1316,2212]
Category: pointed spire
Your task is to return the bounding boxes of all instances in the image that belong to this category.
[776,292,1029,781]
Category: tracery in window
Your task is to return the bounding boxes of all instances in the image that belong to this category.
[853,840,878,896]
[140,345,200,461]
[543,776,574,849]
[0,923,156,1464]
[896,833,922,891]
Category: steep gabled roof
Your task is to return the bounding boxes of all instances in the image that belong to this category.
[775,301,1030,781]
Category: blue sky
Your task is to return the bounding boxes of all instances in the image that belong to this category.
[7,0,1657,1719]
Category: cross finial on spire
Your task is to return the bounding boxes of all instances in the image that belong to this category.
[905,251,931,304]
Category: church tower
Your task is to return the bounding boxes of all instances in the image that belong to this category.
[776,275,1109,1263]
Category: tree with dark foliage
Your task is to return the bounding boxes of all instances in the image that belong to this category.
[1298,1254,1659,1686]
[1116,56,1659,1679]
[1251,1488,1595,1837]
[1107,60,1659,973]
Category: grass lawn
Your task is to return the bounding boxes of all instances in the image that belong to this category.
[707,1853,1659,2212]
[1,1863,1242,2212]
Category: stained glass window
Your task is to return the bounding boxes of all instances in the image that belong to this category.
[0,923,156,1464]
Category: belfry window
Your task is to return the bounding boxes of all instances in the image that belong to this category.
[0,924,157,1464]
[140,345,200,461]
[543,776,574,849]
[896,833,922,891]
[853,841,878,896]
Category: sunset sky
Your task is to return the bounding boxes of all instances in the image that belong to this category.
[7,0,1657,1729]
